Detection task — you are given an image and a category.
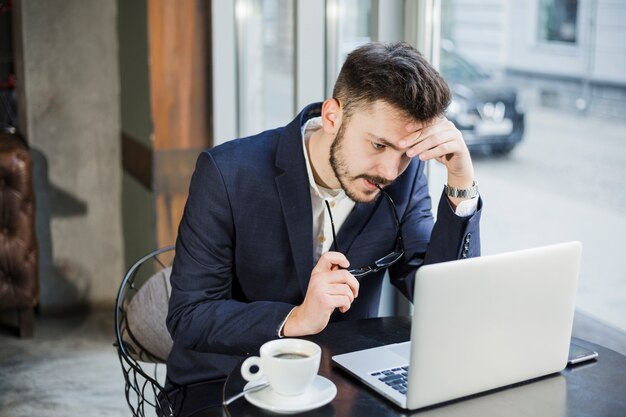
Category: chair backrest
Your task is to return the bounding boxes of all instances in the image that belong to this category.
[115,246,175,417]
[121,265,173,362]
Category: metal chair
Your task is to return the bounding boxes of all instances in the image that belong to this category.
[114,246,176,417]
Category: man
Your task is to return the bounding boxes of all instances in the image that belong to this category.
[165,42,481,411]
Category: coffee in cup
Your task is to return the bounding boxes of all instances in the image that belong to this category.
[241,338,321,396]
[273,352,309,359]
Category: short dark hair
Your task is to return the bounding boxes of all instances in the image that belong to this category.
[332,42,451,122]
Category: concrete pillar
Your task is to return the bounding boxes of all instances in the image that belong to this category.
[14,0,123,311]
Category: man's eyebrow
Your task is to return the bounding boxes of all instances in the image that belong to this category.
[367,130,424,151]
[367,133,402,151]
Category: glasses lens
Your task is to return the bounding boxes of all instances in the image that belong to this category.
[374,251,404,268]
[348,250,404,278]
[348,267,371,278]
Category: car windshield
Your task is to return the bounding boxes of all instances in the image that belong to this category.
[440,49,488,83]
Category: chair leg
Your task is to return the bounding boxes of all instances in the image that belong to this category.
[18,308,34,338]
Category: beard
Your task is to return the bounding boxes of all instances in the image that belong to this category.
[329,122,393,204]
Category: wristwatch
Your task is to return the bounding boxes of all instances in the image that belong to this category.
[444,181,478,199]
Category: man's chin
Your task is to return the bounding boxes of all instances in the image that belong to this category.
[345,187,380,204]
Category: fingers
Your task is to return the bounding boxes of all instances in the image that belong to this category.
[334,295,353,313]
[406,118,460,159]
[310,288,354,314]
[320,272,359,314]
[287,253,358,336]
[413,135,458,161]
[327,282,356,304]
[312,251,350,273]
[312,252,360,298]
[309,253,360,311]
[311,268,359,299]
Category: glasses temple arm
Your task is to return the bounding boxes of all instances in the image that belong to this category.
[325,200,339,253]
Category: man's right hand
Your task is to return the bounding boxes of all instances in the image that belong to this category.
[283,251,360,337]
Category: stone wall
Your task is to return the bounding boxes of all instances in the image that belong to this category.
[15,0,123,311]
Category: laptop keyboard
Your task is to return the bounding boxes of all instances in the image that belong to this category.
[370,366,409,395]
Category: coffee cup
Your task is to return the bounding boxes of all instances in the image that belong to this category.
[241,338,321,396]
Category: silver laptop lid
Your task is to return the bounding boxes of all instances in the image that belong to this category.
[406,241,581,409]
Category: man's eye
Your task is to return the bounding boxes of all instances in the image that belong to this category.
[372,142,385,150]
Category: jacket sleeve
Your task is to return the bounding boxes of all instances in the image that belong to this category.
[389,163,482,301]
[166,152,295,356]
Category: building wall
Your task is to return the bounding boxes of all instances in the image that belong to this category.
[506,0,626,84]
[506,0,626,116]
[443,0,626,118]
[441,0,509,71]
[592,0,626,83]
[15,0,124,311]
[507,0,590,78]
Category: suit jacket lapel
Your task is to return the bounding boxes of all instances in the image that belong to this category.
[274,104,321,295]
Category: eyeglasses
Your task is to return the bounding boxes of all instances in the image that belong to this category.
[325,186,404,278]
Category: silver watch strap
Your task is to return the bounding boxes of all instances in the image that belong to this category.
[444,181,478,199]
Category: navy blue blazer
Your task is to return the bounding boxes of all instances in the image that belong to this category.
[165,103,482,389]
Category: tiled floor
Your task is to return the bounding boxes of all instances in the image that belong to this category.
[0,309,128,417]
[0,308,625,417]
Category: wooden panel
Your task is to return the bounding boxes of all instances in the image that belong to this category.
[148,0,212,150]
[148,0,213,248]
[155,194,188,248]
[153,148,201,194]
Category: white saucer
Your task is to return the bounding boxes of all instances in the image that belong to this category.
[244,375,337,414]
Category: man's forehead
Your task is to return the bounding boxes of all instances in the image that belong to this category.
[352,101,431,130]
[359,115,429,145]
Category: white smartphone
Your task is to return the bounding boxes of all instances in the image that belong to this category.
[567,342,598,366]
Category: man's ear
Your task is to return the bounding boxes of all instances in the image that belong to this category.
[321,98,343,135]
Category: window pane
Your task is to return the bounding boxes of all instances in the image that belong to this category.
[539,0,578,43]
[336,0,371,64]
[235,0,294,136]
[440,0,626,343]
[326,0,372,94]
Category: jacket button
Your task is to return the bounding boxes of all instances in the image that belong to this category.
[465,233,472,243]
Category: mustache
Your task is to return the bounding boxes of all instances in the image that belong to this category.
[356,174,393,187]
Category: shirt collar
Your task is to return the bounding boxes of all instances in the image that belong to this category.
[301,117,346,200]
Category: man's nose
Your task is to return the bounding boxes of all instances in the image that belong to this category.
[376,154,400,183]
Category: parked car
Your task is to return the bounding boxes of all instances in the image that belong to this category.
[440,41,525,155]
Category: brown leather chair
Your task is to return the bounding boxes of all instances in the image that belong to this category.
[0,131,38,337]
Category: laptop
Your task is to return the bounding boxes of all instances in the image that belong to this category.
[332,241,582,410]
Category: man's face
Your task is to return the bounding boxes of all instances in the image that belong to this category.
[329,101,423,203]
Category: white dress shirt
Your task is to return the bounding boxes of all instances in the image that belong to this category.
[301,117,355,261]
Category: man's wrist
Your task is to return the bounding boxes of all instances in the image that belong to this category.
[278,306,298,337]
[444,181,478,199]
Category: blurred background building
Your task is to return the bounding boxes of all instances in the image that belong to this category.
[441,0,626,118]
